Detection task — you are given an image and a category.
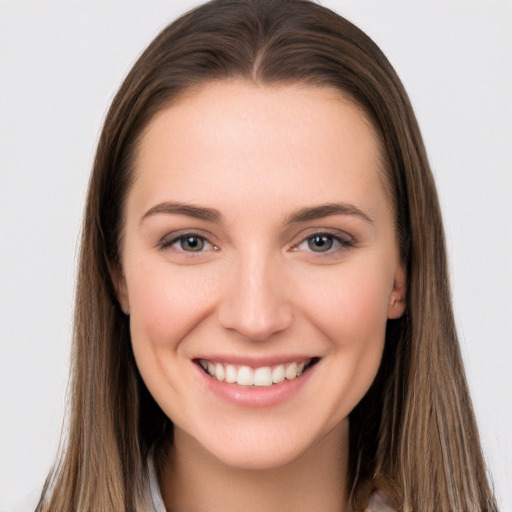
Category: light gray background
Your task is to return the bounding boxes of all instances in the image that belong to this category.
[1,1,511,510]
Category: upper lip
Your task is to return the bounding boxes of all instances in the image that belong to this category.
[193,355,318,367]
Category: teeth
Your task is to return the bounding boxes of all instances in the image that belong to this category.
[254,367,272,386]
[198,359,311,386]
[215,363,225,381]
[225,364,237,383]
[285,362,298,380]
[237,366,254,386]
[271,364,285,384]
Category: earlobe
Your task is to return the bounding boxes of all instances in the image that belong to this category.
[387,264,406,319]
[118,292,130,315]
[388,294,405,319]
[111,263,130,315]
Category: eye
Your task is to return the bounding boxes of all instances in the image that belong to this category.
[176,235,206,252]
[307,234,335,252]
[158,232,217,253]
[293,231,354,255]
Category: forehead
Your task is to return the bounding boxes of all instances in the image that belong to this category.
[139,80,380,158]
[129,80,391,223]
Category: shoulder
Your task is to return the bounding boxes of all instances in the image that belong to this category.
[365,490,400,512]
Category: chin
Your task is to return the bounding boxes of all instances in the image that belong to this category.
[206,439,312,471]
[183,416,347,472]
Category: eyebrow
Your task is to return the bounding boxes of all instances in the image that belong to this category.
[285,203,374,225]
[141,201,373,226]
[141,201,223,224]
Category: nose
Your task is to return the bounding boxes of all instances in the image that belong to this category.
[217,253,293,342]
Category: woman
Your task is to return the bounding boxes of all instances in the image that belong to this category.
[36,1,498,510]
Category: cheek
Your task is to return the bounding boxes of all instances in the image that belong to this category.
[125,262,217,357]
[298,260,391,347]
[299,263,391,417]
[125,263,220,418]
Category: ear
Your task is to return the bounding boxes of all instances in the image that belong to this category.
[387,263,406,319]
[110,262,130,315]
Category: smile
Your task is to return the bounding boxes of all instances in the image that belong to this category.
[197,358,318,387]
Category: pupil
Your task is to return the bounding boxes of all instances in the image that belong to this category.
[183,236,203,251]
[308,235,333,252]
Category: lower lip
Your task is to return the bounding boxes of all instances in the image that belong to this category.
[195,363,317,408]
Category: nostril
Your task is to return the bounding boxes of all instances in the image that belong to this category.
[217,297,293,342]
[216,259,294,340]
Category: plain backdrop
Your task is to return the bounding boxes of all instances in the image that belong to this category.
[1,1,511,510]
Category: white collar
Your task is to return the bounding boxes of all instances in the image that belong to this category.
[148,459,167,512]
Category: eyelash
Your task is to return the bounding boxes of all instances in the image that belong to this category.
[292,232,354,255]
[158,231,354,256]
[158,232,218,253]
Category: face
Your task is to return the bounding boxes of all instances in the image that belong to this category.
[117,80,405,470]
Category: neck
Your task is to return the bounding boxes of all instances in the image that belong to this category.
[159,420,350,512]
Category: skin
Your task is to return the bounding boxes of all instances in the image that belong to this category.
[117,80,406,512]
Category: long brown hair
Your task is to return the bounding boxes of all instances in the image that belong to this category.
[38,1,497,510]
